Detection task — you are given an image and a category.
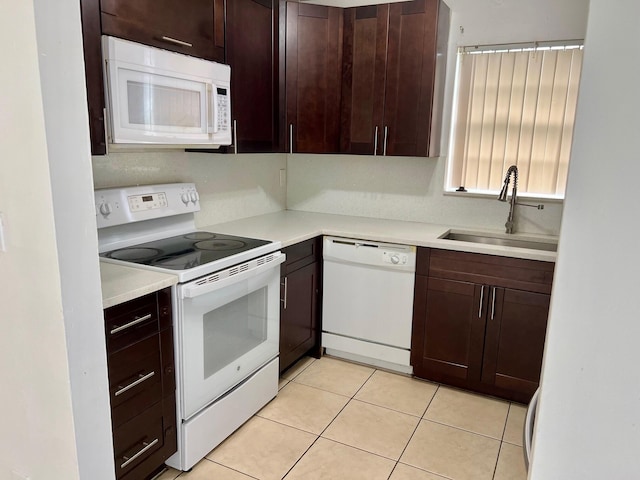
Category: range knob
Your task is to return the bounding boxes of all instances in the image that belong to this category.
[99,202,112,217]
[181,193,190,205]
[190,191,199,203]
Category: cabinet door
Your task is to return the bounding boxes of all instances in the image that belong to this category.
[280,261,320,372]
[80,0,107,155]
[285,3,343,153]
[340,5,389,154]
[481,288,550,400]
[226,0,281,153]
[412,276,487,385]
[383,0,439,156]
[101,0,225,62]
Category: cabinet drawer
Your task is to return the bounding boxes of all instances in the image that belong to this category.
[428,248,555,294]
[113,401,165,479]
[283,237,321,273]
[105,294,159,352]
[109,335,163,428]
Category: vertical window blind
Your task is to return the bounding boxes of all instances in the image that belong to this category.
[448,42,583,198]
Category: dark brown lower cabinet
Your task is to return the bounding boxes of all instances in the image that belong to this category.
[411,248,553,403]
[280,238,322,373]
[104,287,177,480]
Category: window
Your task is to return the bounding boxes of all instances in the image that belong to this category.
[446,41,584,198]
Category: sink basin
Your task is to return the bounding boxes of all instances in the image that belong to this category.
[441,232,558,252]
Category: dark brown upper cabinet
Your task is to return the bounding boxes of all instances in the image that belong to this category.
[341,0,449,157]
[100,0,225,62]
[79,0,225,155]
[226,0,281,153]
[284,2,343,154]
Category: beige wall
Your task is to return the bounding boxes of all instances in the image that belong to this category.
[0,2,80,479]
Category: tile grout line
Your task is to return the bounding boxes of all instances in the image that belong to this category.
[277,359,378,479]
[386,384,442,480]
[205,457,261,480]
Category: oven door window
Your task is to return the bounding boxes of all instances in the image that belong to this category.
[179,265,280,419]
[203,286,268,379]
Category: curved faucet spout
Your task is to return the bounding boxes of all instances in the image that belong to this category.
[497,165,544,233]
[498,165,519,233]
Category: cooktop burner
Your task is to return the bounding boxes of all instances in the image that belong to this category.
[101,232,271,271]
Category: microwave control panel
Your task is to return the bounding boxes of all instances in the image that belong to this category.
[216,87,230,132]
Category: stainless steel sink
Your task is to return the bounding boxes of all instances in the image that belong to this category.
[441,232,557,252]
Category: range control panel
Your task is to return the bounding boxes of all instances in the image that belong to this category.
[95,183,200,229]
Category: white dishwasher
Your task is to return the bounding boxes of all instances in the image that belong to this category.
[322,236,416,374]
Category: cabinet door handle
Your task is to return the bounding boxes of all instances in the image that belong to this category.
[233,119,238,154]
[103,107,109,155]
[281,277,288,310]
[161,35,193,48]
[491,287,497,320]
[478,285,485,318]
[374,126,379,156]
[383,126,389,156]
[289,124,294,154]
[115,371,156,397]
[120,438,159,469]
[110,313,152,335]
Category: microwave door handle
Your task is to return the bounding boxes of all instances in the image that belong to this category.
[207,83,218,135]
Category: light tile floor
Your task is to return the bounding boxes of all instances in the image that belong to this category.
[156,356,528,480]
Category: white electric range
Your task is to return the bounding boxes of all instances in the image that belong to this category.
[96,183,284,471]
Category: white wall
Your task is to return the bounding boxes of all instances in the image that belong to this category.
[0,2,80,479]
[286,0,589,236]
[93,152,287,227]
[530,0,640,477]
[32,0,115,478]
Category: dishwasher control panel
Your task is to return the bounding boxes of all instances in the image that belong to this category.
[382,251,409,265]
[323,236,417,273]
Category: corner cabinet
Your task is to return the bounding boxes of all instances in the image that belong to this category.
[340,0,449,157]
[280,238,323,373]
[103,287,177,480]
[283,2,343,154]
[411,249,554,403]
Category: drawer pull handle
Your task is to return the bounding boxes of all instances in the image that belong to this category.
[110,313,152,335]
[161,35,193,48]
[120,438,159,469]
[115,371,155,397]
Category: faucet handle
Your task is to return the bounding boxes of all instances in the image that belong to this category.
[517,202,545,210]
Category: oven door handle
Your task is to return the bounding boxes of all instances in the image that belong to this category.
[180,253,285,299]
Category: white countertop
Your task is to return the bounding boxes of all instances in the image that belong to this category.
[202,210,558,262]
[100,261,178,309]
[100,210,557,307]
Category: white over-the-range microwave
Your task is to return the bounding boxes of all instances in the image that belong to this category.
[102,35,232,149]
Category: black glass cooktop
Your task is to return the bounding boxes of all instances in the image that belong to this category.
[100,231,271,271]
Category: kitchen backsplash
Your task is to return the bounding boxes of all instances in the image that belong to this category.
[286,154,563,236]
[92,151,563,236]
[92,151,287,227]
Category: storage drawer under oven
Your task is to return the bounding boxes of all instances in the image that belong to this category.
[108,334,163,428]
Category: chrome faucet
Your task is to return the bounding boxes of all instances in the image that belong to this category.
[498,165,544,234]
